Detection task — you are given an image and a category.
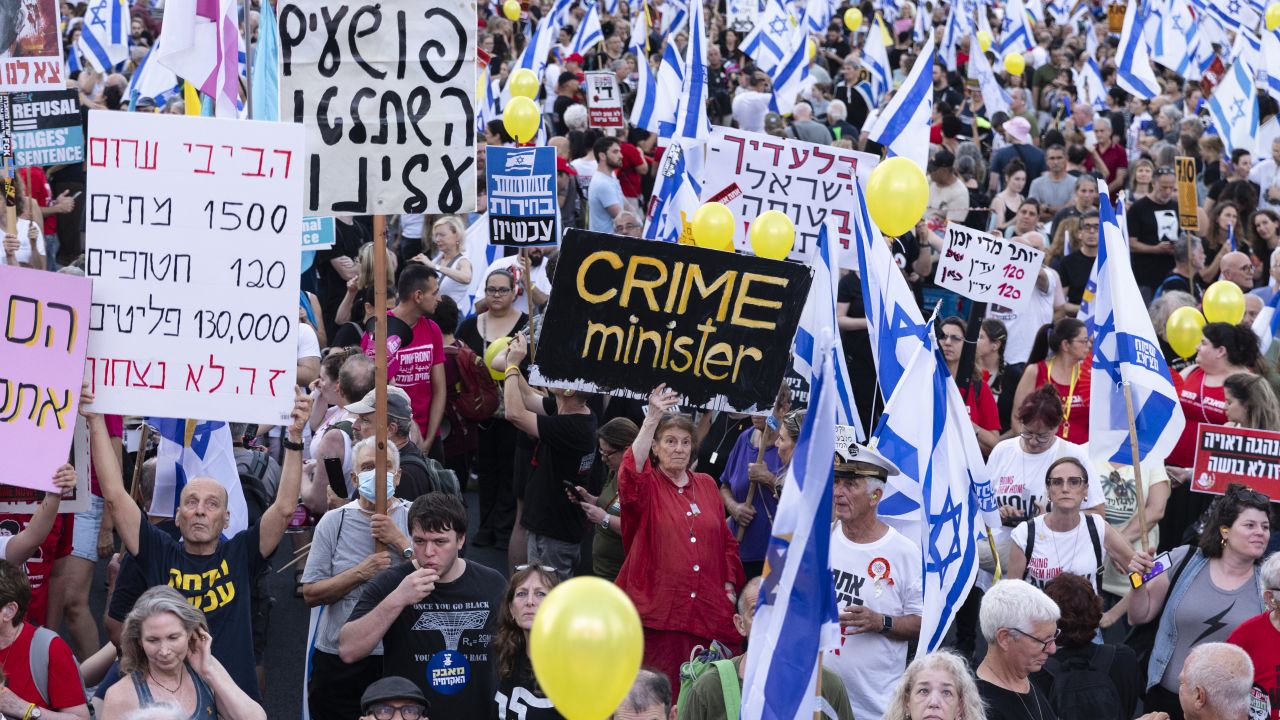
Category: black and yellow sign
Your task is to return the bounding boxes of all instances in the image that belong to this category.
[530,229,813,411]
[1176,156,1199,233]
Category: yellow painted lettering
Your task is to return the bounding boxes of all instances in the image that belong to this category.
[731,274,786,330]
[621,256,668,311]
[577,251,622,303]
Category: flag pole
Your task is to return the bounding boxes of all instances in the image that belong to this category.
[373,215,390,549]
[1121,381,1151,552]
[241,0,254,117]
[521,248,539,361]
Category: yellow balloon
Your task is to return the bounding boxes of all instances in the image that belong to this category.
[1004,52,1026,76]
[844,7,863,31]
[807,38,817,60]
[1203,280,1246,324]
[1165,306,1207,359]
[692,202,735,250]
[1268,2,1280,30]
[503,96,541,143]
[748,210,796,260]
[484,337,512,381]
[977,30,992,52]
[503,0,521,20]
[509,68,540,99]
[865,157,928,237]
[531,577,643,720]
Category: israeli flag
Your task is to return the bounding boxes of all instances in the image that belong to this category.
[662,0,689,36]
[629,9,661,132]
[1204,0,1259,32]
[511,0,573,96]
[861,16,893,105]
[1250,292,1280,354]
[1088,192,1186,470]
[1115,0,1160,99]
[1263,29,1280,103]
[126,41,181,110]
[463,213,505,312]
[913,0,930,43]
[643,142,701,243]
[568,0,605,57]
[794,225,864,434]
[1076,57,1109,111]
[653,40,686,138]
[78,0,130,72]
[741,0,794,75]
[150,419,249,536]
[768,24,812,116]
[804,0,834,35]
[969,42,1012,115]
[673,0,710,143]
[867,35,935,172]
[1151,0,1207,81]
[1206,60,1259,155]
[996,0,1034,57]
[740,330,841,720]
[938,1,964,69]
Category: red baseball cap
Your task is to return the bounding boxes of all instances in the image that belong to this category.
[556,156,578,175]
[565,52,585,65]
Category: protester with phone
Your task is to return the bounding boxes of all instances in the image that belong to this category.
[302,349,375,513]
[571,418,639,583]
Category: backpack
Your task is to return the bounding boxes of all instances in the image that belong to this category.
[399,453,462,499]
[236,448,273,528]
[1021,514,1103,594]
[30,625,93,715]
[1044,645,1121,719]
[445,342,500,422]
[675,640,735,716]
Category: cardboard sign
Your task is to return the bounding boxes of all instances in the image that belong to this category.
[0,417,91,513]
[585,71,624,129]
[8,90,83,167]
[301,216,335,250]
[701,126,878,266]
[834,424,861,460]
[83,111,304,424]
[1191,424,1280,498]
[935,224,1045,311]
[0,265,91,493]
[278,0,476,215]
[528,229,813,412]
[487,146,559,247]
[1176,156,1199,233]
[0,0,64,92]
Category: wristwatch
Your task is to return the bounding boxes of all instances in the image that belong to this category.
[24,703,42,719]
[599,515,611,530]
[400,547,413,560]
[880,615,893,635]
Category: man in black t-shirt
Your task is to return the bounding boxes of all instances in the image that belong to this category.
[836,271,878,439]
[341,494,507,719]
[1126,167,1180,299]
[316,218,369,342]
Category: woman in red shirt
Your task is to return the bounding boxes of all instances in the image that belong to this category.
[937,317,1001,455]
[1011,318,1092,445]
[616,384,744,699]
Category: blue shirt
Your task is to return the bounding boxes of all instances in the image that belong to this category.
[587,171,624,232]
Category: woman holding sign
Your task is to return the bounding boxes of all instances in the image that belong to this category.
[1011,319,1092,445]
[616,385,744,698]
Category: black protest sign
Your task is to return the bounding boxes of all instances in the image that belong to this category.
[278,0,477,215]
[529,229,813,412]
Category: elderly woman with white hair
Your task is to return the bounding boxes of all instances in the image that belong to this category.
[1227,552,1280,719]
[103,586,266,720]
[975,579,1061,719]
[884,650,988,720]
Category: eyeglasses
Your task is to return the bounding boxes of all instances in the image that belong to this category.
[485,286,513,296]
[614,221,642,232]
[1080,223,1099,231]
[1046,475,1086,488]
[599,446,621,460]
[939,333,965,343]
[1020,431,1055,442]
[514,564,557,573]
[1009,627,1060,651]
[1154,167,1176,176]
[368,704,427,720]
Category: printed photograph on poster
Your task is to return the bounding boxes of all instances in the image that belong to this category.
[529,229,813,412]
[487,146,558,247]
[278,0,476,216]
[1191,424,1280,499]
[934,224,1044,311]
[0,0,64,92]
[83,110,304,424]
[0,416,91,514]
[585,71,623,129]
[6,89,82,167]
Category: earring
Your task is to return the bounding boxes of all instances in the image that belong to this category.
[1220,530,1228,548]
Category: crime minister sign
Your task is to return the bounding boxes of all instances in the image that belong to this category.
[529,230,813,412]
[1191,424,1280,498]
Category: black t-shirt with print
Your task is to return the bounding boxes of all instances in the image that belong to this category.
[519,408,598,543]
[133,515,265,700]
[1126,197,1179,290]
[348,560,508,720]
[1053,250,1096,305]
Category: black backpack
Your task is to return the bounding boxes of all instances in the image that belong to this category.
[1044,645,1121,719]
[399,453,462,500]
[236,449,273,527]
[1021,514,1103,594]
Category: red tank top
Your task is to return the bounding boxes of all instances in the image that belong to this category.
[1034,357,1091,445]
[1168,367,1228,467]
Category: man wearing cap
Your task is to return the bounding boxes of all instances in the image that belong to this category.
[990,116,1046,190]
[824,442,923,720]
[927,150,969,225]
[359,676,429,720]
[551,71,582,136]
[347,386,438,502]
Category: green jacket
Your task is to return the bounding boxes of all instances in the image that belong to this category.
[677,656,857,720]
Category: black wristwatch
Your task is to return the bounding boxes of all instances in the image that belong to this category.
[881,614,893,635]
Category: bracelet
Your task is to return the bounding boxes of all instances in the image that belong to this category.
[281,436,304,452]
[22,703,34,720]
[504,367,521,378]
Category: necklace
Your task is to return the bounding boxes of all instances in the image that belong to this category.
[1046,357,1081,439]
[149,667,184,694]
[1045,513,1084,582]
[1014,682,1045,720]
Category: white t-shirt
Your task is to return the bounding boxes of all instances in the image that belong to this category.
[986,436,1103,521]
[1095,460,1166,596]
[826,523,923,720]
[399,213,425,240]
[1011,512,1107,590]
[0,534,11,563]
[0,219,42,267]
[731,91,772,133]
[482,254,551,315]
[985,266,1064,365]
[297,322,321,361]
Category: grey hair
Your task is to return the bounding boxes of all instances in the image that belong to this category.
[1171,235,1193,265]
[352,435,401,472]
[737,576,763,615]
[827,99,847,123]
[617,668,672,715]
[884,650,988,720]
[1159,104,1184,123]
[955,142,987,185]
[793,102,813,120]
[124,706,187,720]
[1183,643,1254,719]
[613,210,642,228]
[1148,290,1196,340]
[1261,552,1280,592]
[120,586,209,675]
[979,579,1060,642]
[1270,247,1280,269]
[564,103,589,131]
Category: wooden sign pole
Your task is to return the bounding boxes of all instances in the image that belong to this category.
[373,215,390,550]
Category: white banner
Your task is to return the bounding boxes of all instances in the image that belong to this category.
[84,111,304,424]
[935,224,1045,311]
[701,126,878,266]
[278,0,477,216]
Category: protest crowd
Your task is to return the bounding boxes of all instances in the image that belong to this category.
[5,0,1280,715]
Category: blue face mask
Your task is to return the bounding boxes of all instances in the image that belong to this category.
[357,470,396,502]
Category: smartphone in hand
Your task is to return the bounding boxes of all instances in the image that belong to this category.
[1130,551,1173,589]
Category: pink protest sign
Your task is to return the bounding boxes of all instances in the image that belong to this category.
[0,264,91,493]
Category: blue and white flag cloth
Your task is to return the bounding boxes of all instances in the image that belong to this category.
[1076,57,1109,111]
[1088,192,1186,470]
[1115,0,1160,99]
[1151,0,1207,81]
[969,44,1011,116]
[1204,0,1259,32]
[867,35,934,171]
[741,0,794,75]
[805,0,834,34]
[662,0,689,36]
[996,0,1034,57]
[795,224,864,434]
[1261,29,1280,103]
[126,41,181,110]
[740,330,841,720]
[767,24,811,116]
[568,0,605,56]
[913,0,930,43]
[150,419,248,536]
[673,0,711,143]
[1206,60,1259,156]
[1250,292,1280,353]
[463,213,505,311]
[861,16,893,105]
[1025,0,1046,24]
[651,40,686,138]
[643,142,701,243]
[250,0,280,120]
[78,0,130,72]
[629,9,661,132]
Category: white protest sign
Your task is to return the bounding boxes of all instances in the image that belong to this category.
[935,225,1045,311]
[834,424,861,460]
[701,126,878,267]
[585,72,624,128]
[84,111,304,424]
[278,0,477,216]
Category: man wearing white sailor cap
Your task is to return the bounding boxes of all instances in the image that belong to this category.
[824,430,924,720]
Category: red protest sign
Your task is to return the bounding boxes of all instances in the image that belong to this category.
[1191,424,1280,497]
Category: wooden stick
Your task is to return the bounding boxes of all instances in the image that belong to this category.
[737,428,769,542]
[1121,381,1151,552]
[373,215,390,552]
[276,547,311,573]
[521,248,538,361]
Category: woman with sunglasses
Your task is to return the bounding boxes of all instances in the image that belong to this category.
[1128,485,1272,718]
[1007,458,1133,594]
[1011,319,1092,445]
[493,565,563,719]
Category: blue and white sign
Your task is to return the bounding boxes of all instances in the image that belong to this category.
[8,90,83,168]
[301,216,335,250]
[487,146,559,248]
[427,649,471,696]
